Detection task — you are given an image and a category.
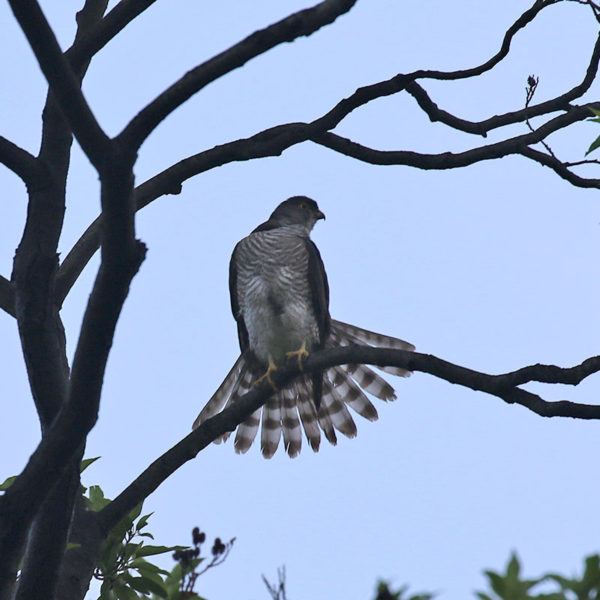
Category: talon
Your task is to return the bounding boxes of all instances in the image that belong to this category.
[286,341,309,371]
[254,357,278,390]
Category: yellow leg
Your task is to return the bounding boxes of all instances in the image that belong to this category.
[286,340,309,370]
[254,356,278,390]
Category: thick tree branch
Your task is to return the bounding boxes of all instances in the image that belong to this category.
[7,0,111,171]
[117,0,357,150]
[95,346,600,533]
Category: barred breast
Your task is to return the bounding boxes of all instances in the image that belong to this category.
[235,226,320,365]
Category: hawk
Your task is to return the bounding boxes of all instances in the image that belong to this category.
[193,197,414,458]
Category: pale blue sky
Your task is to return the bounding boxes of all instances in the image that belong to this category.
[1,1,599,598]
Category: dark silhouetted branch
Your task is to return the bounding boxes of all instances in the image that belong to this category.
[519,146,600,187]
[97,345,600,532]
[0,276,15,318]
[0,136,40,185]
[117,0,357,150]
[7,0,110,170]
[66,0,158,71]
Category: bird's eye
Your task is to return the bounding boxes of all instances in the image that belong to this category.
[299,202,305,209]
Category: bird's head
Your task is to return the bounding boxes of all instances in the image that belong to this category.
[269,196,326,231]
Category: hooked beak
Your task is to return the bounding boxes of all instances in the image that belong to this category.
[316,209,326,221]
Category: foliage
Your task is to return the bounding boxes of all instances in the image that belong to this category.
[82,462,234,600]
[476,552,600,600]
[374,580,434,600]
[585,108,600,156]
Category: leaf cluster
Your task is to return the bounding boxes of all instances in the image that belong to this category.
[476,552,600,600]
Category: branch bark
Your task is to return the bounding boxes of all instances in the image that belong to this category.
[117,0,358,150]
[97,346,600,533]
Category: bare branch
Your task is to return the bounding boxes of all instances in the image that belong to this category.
[96,346,600,532]
[313,103,596,167]
[0,276,15,318]
[65,0,159,71]
[519,146,600,188]
[0,136,40,186]
[117,0,358,150]
[7,0,111,170]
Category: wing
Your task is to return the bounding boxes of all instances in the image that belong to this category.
[305,239,330,343]
[305,238,330,409]
[229,241,249,354]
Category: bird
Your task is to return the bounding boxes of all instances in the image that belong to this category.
[192,196,415,458]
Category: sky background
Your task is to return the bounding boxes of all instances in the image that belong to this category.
[1,1,600,598]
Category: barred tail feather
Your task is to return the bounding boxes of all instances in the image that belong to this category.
[235,408,261,454]
[331,319,415,351]
[260,398,282,458]
[192,355,245,428]
[281,386,302,458]
[322,380,357,438]
[328,366,378,421]
[330,320,414,378]
[295,381,321,453]
[193,322,414,457]
[345,363,397,401]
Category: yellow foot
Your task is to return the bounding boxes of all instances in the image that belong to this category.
[254,357,278,390]
[286,341,309,370]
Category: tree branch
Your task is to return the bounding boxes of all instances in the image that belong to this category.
[54,0,600,304]
[519,146,600,188]
[117,0,357,150]
[312,103,596,168]
[0,276,15,318]
[96,345,600,532]
[0,136,40,186]
[65,0,159,71]
[7,0,111,171]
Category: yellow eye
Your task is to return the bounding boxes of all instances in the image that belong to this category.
[299,202,305,209]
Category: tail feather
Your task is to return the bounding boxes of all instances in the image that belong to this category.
[193,321,414,457]
[295,381,321,453]
[234,409,261,453]
[346,363,397,401]
[331,319,415,351]
[281,386,302,458]
[328,366,378,421]
[322,380,357,438]
[330,320,413,378]
[317,402,337,446]
[260,398,282,458]
[192,355,245,428]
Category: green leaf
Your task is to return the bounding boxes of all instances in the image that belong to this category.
[123,542,144,562]
[128,502,144,523]
[475,594,493,600]
[136,513,154,532]
[130,558,170,577]
[137,545,185,558]
[485,571,506,598]
[585,134,600,156]
[112,579,141,600]
[506,553,521,581]
[0,475,17,492]
[130,574,167,598]
[80,456,101,473]
[88,485,110,511]
[164,563,184,594]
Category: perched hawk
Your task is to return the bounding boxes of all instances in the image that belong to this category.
[193,197,414,458]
